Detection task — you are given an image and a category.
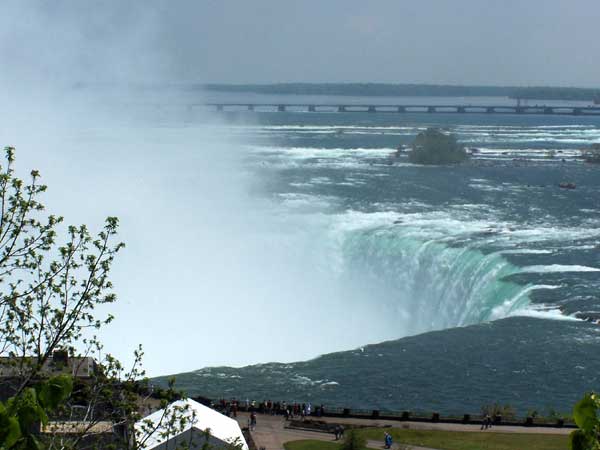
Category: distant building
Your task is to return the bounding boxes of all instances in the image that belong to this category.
[0,352,96,379]
[135,398,248,450]
[0,351,97,402]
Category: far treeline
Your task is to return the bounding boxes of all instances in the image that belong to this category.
[203,83,600,101]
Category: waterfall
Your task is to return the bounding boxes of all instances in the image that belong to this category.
[333,219,536,337]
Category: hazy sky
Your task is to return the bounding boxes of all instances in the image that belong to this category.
[2,0,600,87]
[172,0,600,87]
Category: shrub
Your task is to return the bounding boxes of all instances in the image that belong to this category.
[569,392,600,450]
[340,430,368,450]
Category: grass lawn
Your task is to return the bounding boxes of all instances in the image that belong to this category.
[283,430,569,450]
[358,428,569,450]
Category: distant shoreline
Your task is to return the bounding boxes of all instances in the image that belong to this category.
[202,83,600,102]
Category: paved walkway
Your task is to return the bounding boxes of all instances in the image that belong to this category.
[294,415,571,435]
[234,413,570,450]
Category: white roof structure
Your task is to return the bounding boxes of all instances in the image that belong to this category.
[135,399,248,450]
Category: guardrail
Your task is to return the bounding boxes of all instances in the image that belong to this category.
[205,398,575,430]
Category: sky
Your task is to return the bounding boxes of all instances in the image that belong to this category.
[2,0,600,87]
[1,1,600,376]
[169,0,600,87]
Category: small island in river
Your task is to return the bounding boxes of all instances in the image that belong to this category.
[408,128,469,165]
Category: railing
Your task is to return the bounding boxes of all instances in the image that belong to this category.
[206,399,575,429]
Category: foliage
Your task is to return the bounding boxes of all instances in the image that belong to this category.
[569,393,600,450]
[0,375,72,449]
[0,147,231,450]
[0,145,124,448]
[0,146,124,372]
[481,403,516,421]
[546,407,572,423]
[511,86,600,101]
[409,128,468,165]
[340,430,367,450]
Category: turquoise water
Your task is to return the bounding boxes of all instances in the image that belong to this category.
[159,97,600,414]
[237,108,600,325]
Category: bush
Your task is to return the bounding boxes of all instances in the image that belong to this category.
[482,403,516,421]
[340,430,368,450]
[408,128,468,165]
[569,392,600,450]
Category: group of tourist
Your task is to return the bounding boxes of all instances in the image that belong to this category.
[214,398,327,423]
[333,424,345,440]
[481,414,493,430]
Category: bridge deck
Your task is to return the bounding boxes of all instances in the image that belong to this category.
[200,103,600,116]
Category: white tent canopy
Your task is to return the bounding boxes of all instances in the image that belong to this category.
[135,398,248,450]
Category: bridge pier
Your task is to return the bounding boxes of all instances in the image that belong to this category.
[516,107,525,114]
[277,105,286,112]
[308,105,316,112]
[427,106,435,113]
[573,108,582,115]
[486,107,494,113]
[544,107,553,114]
[338,105,347,112]
[397,106,406,113]
[368,106,376,113]
[457,107,465,113]
[247,105,254,111]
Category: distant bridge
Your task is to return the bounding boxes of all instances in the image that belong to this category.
[202,103,600,116]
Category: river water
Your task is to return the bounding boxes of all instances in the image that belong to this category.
[154,94,600,415]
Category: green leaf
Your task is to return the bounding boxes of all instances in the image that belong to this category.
[13,388,47,430]
[573,394,598,432]
[0,403,22,448]
[37,375,73,410]
[569,429,598,450]
[26,433,45,450]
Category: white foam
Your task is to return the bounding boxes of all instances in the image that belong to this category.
[566,244,599,250]
[249,146,396,159]
[510,305,580,321]
[474,147,582,157]
[521,264,600,273]
[278,192,335,209]
[256,125,422,131]
[500,249,553,255]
